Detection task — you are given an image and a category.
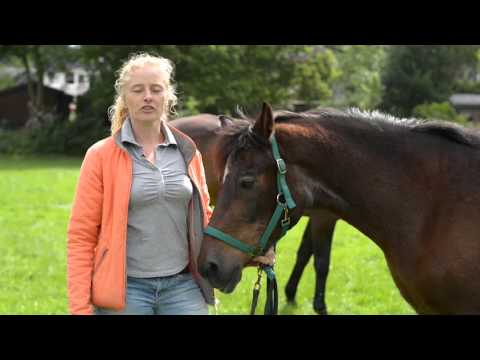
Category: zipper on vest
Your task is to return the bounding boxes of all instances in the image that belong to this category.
[123,149,133,308]
[113,136,133,310]
[188,174,199,273]
[189,172,205,229]
[124,195,130,307]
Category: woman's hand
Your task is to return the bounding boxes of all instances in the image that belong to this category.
[246,246,276,267]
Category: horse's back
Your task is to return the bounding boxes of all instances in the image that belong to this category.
[170,113,224,201]
[170,114,222,136]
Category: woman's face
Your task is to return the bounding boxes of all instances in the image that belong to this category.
[124,64,168,124]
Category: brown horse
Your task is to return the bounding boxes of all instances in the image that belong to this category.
[198,103,480,314]
[171,114,335,314]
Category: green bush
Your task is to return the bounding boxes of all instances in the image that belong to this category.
[0,129,31,155]
[31,117,109,156]
[413,101,469,126]
[0,116,109,156]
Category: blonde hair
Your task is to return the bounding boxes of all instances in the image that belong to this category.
[108,53,178,134]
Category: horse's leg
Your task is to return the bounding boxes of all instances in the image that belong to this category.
[310,215,336,315]
[285,219,313,305]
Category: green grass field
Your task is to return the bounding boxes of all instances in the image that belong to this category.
[0,154,415,315]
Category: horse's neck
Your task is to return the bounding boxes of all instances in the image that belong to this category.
[277,119,429,252]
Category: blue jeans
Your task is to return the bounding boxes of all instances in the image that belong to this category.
[94,273,209,315]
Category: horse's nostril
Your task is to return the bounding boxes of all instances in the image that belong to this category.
[200,259,223,287]
[199,259,220,281]
[206,261,219,278]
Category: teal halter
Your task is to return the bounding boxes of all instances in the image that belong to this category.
[204,134,297,257]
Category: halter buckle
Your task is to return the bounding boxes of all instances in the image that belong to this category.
[276,159,287,174]
[281,208,290,227]
[277,193,287,207]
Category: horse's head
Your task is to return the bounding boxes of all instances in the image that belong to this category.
[198,103,303,293]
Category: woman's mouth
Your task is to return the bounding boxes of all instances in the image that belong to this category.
[141,106,155,112]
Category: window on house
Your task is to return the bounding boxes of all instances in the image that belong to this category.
[66,72,75,84]
[78,75,85,84]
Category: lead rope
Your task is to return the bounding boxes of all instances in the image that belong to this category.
[262,203,290,315]
[250,245,279,315]
[250,193,291,315]
[263,263,278,315]
[250,263,278,315]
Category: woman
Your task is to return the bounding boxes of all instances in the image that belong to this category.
[67,53,273,315]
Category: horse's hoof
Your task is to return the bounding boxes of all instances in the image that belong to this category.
[314,307,328,315]
[284,287,297,304]
[286,298,296,305]
[286,298,297,306]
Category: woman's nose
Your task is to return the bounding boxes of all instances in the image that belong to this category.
[143,90,153,102]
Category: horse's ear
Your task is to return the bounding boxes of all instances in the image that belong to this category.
[253,102,274,140]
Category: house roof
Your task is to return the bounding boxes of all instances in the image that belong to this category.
[0,83,72,98]
[450,93,480,107]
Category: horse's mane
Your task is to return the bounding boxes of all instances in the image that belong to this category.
[213,107,480,177]
[277,108,480,148]
[347,108,480,147]
[410,121,480,147]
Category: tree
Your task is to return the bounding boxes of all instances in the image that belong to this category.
[173,45,339,114]
[453,47,480,93]
[289,46,339,107]
[78,45,339,118]
[380,45,479,117]
[175,45,304,114]
[328,45,388,110]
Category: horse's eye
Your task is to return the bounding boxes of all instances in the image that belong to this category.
[240,177,255,189]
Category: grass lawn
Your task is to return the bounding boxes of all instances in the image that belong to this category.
[0,154,415,315]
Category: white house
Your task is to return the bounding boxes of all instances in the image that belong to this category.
[43,65,90,98]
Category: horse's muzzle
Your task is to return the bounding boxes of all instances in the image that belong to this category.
[199,257,242,293]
